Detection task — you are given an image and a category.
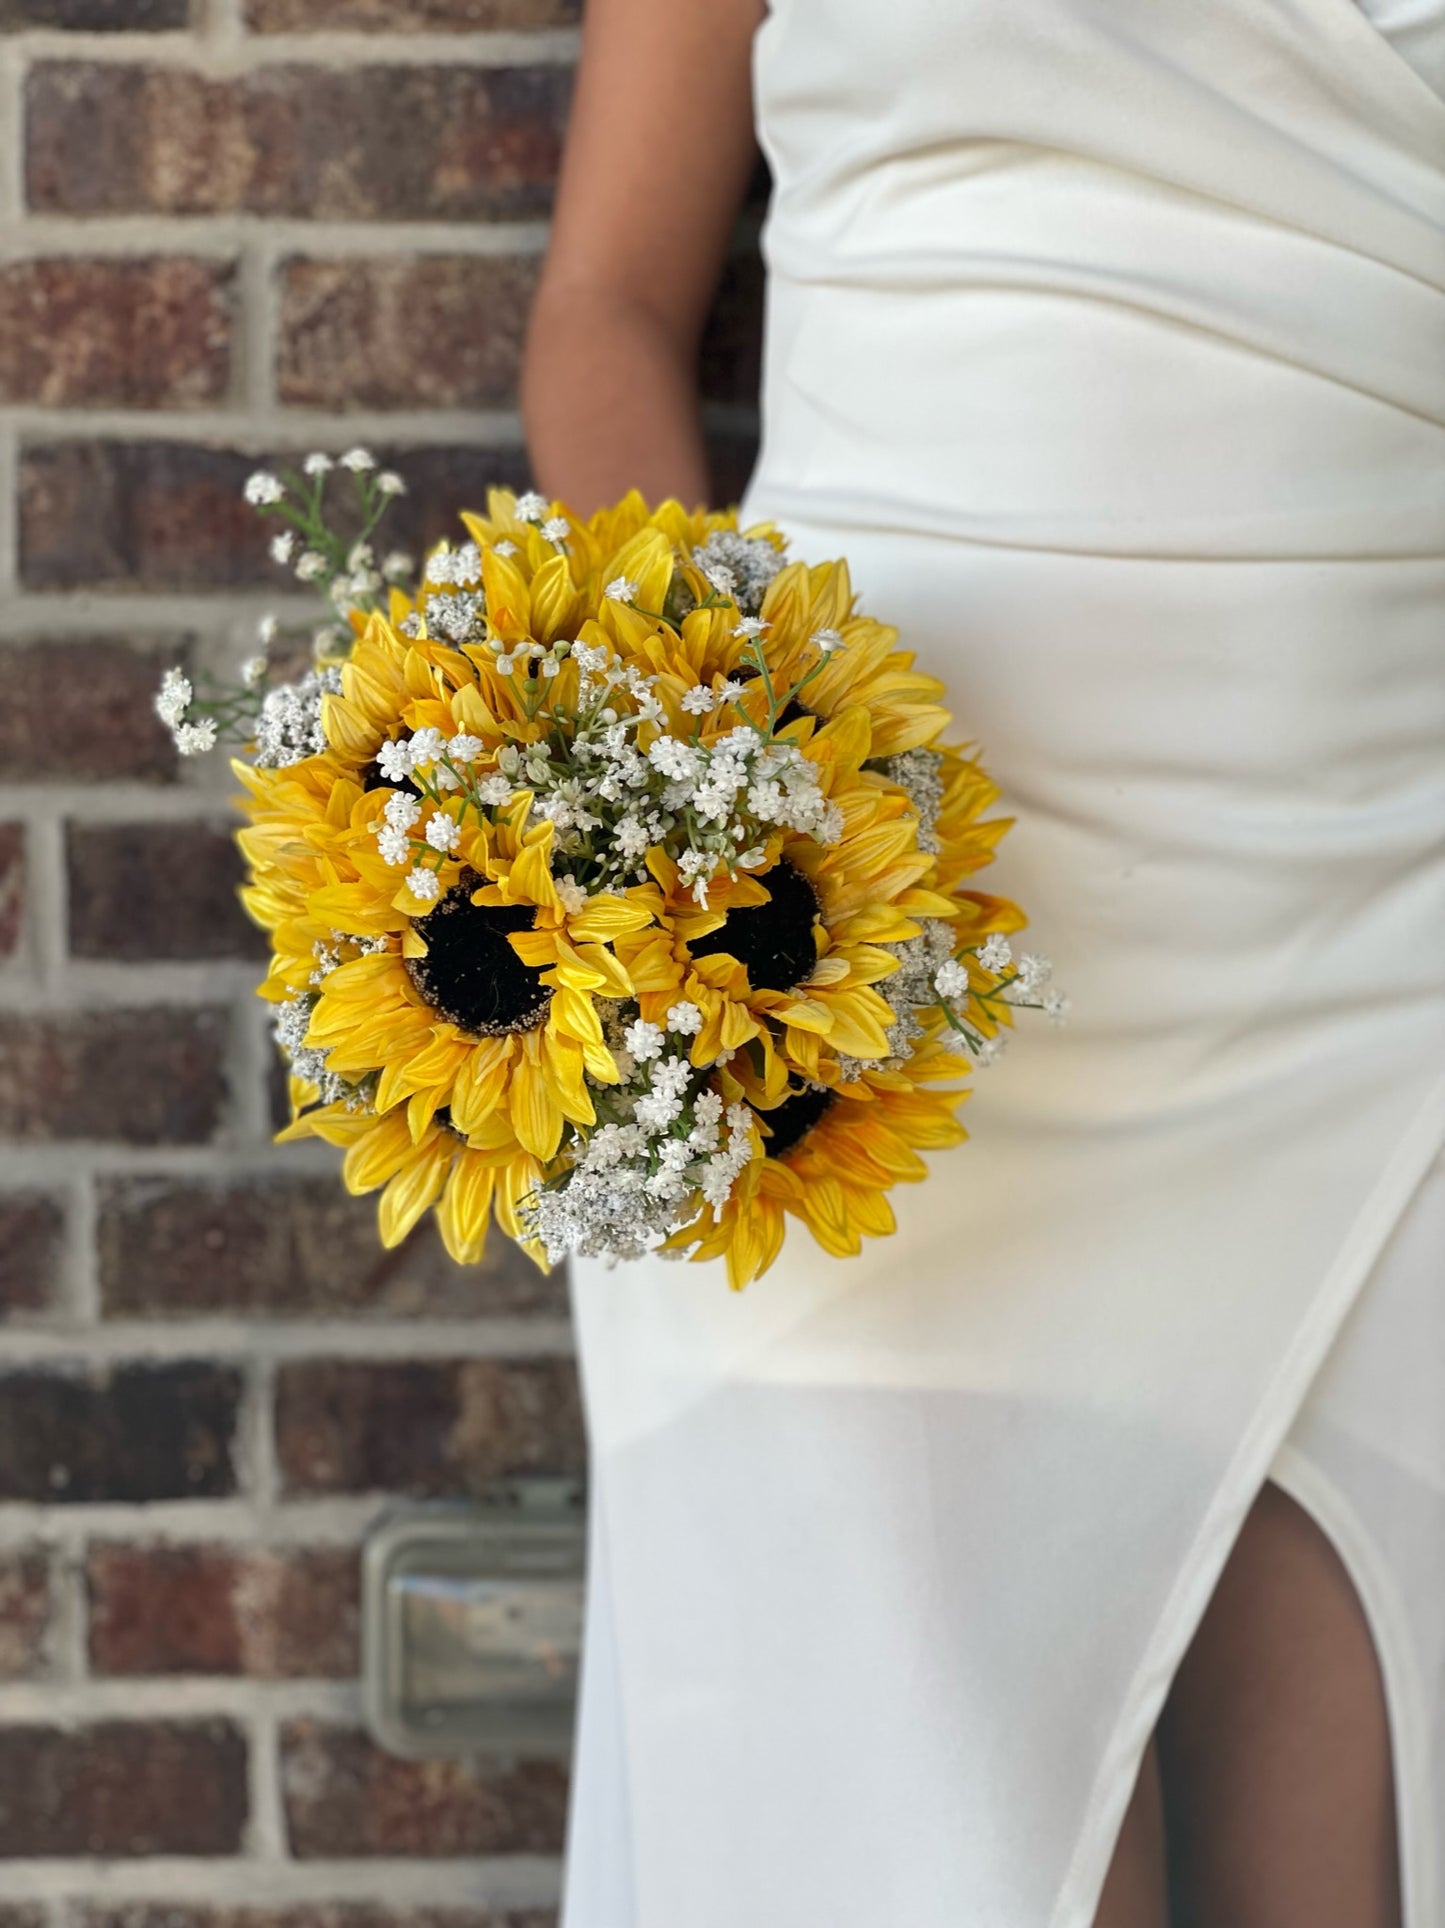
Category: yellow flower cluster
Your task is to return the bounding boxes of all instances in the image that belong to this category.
[236,489,1030,1288]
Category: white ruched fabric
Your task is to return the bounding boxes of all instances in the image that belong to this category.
[562,5,1445,1924]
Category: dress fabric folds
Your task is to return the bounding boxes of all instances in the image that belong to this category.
[561,3,1445,1923]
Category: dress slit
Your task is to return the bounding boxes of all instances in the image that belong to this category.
[1270,1442,1432,1926]
[1055,1076,1445,1928]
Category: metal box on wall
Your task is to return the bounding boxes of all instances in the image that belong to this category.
[362,1479,586,1759]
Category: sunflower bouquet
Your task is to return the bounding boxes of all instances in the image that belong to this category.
[157,456,1065,1288]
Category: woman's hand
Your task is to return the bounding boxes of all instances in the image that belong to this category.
[521,0,766,513]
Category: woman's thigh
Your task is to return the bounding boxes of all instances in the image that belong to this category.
[1157,1478,1402,1928]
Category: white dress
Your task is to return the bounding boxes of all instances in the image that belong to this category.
[562,2,1445,1923]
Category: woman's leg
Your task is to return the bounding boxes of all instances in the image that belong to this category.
[1092,1738,1169,1928]
[1158,1479,1402,1928]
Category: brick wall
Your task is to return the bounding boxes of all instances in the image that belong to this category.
[0,2,763,1922]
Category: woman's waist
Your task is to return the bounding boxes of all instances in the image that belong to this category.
[752,257,1445,561]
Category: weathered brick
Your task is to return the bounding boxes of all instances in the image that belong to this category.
[0,258,232,410]
[88,1544,359,1677]
[275,1358,584,1497]
[81,1909,555,1928]
[26,64,570,221]
[282,1721,568,1858]
[0,1191,64,1318]
[0,1362,239,1502]
[0,1551,51,1679]
[375,444,534,557]
[19,443,530,591]
[0,824,23,955]
[249,0,574,24]
[273,242,762,415]
[0,639,183,783]
[0,1007,228,1144]
[277,255,538,412]
[98,1175,567,1319]
[21,443,268,592]
[699,249,765,407]
[67,821,264,962]
[0,0,188,24]
[0,1721,246,1856]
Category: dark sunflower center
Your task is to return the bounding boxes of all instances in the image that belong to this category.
[689,859,820,993]
[405,878,552,1037]
[761,1084,837,1159]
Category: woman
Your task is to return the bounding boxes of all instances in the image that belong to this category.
[522,1,1445,1922]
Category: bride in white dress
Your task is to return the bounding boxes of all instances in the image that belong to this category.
[522,0,1445,1922]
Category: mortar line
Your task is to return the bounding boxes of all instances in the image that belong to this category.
[0,1141,343,1179]
[0,1316,576,1365]
[204,0,246,53]
[21,805,67,986]
[0,1678,366,1721]
[246,1701,289,1862]
[0,219,552,256]
[0,1498,393,1549]
[66,1163,101,1329]
[230,979,277,1149]
[0,789,281,823]
[0,591,324,632]
[48,1532,90,1687]
[0,962,268,1014]
[238,229,276,419]
[10,26,581,68]
[5,402,756,441]
[0,419,18,594]
[8,405,528,442]
[242,1352,280,1511]
[0,1858,564,1906]
[0,44,22,225]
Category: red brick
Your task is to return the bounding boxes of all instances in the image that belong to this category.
[0,1551,51,1679]
[282,1721,567,1858]
[0,638,184,783]
[0,1007,228,1144]
[26,63,570,221]
[248,0,574,23]
[275,1358,584,1497]
[88,1544,359,1678]
[19,442,530,592]
[0,1362,240,1502]
[0,258,232,410]
[277,255,537,412]
[1,0,188,24]
[82,1909,555,1928]
[97,1175,567,1319]
[0,824,22,955]
[0,1720,246,1856]
[67,820,264,962]
[0,1191,64,1318]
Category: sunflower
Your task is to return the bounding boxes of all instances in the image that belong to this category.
[702,554,951,759]
[277,1098,546,1266]
[299,797,650,1162]
[613,705,959,1099]
[673,1035,971,1289]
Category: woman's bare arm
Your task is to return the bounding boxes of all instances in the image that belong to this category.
[521,0,765,513]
